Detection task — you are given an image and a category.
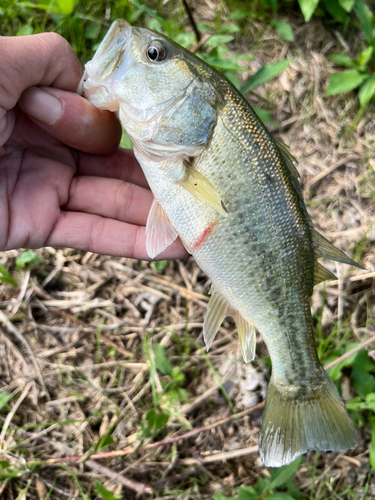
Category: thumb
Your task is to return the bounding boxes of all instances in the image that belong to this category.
[19,86,122,155]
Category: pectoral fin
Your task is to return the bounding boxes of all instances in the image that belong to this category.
[203,287,257,362]
[312,230,365,269]
[145,199,178,259]
[177,161,228,217]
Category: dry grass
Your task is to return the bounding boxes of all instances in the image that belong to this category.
[1,4,375,499]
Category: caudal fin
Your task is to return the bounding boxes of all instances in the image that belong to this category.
[259,372,358,467]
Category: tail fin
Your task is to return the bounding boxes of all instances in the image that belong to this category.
[259,372,358,467]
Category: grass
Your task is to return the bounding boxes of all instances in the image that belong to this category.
[1,0,375,499]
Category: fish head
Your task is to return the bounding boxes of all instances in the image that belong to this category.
[79,20,220,159]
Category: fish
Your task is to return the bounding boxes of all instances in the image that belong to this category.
[79,20,362,466]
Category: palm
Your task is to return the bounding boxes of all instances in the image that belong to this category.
[0,33,185,260]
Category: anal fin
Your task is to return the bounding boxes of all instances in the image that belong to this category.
[233,310,256,363]
[145,199,178,259]
[203,287,256,362]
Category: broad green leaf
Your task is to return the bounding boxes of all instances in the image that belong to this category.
[58,0,76,15]
[353,0,375,42]
[298,0,319,22]
[338,0,355,11]
[252,106,280,128]
[359,74,375,106]
[94,480,122,500]
[206,34,234,47]
[153,343,173,375]
[16,250,40,268]
[0,264,18,287]
[346,393,375,411]
[270,457,302,489]
[268,494,296,500]
[331,54,356,68]
[201,56,244,71]
[326,70,368,95]
[237,486,258,500]
[97,434,114,450]
[326,343,359,381]
[173,32,195,48]
[17,25,33,36]
[146,408,169,431]
[153,260,169,272]
[357,46,373,66]
[352,350,375,395]
[274,20,295,41]
[323,0,348,22]
[0,393,12,411]
[229,9,252,21]
[171,366,185,384]
[242,59,292,93]
[212,494,234,500]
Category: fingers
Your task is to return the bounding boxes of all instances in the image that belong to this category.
[19,87,122,154]
[47,211,187,261]
[76,148,149,189]
[65,176,153,225]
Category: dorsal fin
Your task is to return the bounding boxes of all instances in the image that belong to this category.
[314,261,337,286]
[274,138,300,181]
[312,230,365,269]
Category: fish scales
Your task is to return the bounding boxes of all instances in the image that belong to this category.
[80,20,360,466]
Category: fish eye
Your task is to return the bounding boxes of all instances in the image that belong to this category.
[146,41,166,62]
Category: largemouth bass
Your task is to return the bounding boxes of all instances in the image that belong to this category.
[79,20,362,466]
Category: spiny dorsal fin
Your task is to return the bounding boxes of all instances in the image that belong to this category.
[232,309,257,363]
[314,261,337,286]
[203,287,256,362]
[275,138,300,181]
[312,230,365,269]
[145,198,178,259]
[177,161,228,217]
[203,287,228,350]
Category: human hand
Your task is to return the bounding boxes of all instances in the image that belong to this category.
[0,33,186,260]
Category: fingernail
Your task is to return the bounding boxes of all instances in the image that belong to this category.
[20,87,63,125]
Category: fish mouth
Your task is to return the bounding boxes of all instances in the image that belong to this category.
[77,20,132,111]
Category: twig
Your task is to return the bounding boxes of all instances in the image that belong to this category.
[182,0,201,42]
[191,34,211,53]
[0,310,44,390]
[45,401,265,464]
[85,459,153,496]
[0,382,33,448]
[324,334,375,370]
[306,156,358,189]
[179,445,259,465]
